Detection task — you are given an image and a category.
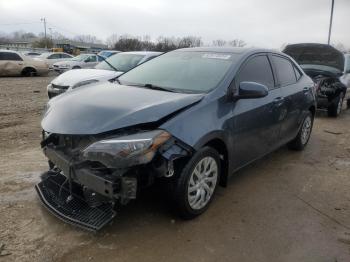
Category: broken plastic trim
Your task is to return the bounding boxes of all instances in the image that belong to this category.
[35,171,116,231]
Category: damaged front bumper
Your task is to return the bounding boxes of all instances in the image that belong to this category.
[35,171,116,231]
[35,130,191,231]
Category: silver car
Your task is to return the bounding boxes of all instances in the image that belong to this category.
[47,51,162,98]
[38,52,73,69]
[52,54,103,73]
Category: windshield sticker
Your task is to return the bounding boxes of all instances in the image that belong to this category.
[202,53,231,60]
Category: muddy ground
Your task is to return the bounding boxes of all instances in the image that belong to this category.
[0,76,350,262]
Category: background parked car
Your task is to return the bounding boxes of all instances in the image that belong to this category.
[0,50,49,76]
[97,50,121,59]
[23,51,42,57]
[38,52,73,69]
[47,51,162,98]
[283,43,350,117]
[52,54,104,73]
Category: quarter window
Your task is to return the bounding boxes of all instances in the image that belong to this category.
[237,55,275,89]
[272,56,297,86]
[294,66,302,80]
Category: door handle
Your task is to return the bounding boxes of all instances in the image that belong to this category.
[303,87,309,93]
[273,97,284,107]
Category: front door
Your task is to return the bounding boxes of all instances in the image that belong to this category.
[230,54,284,170]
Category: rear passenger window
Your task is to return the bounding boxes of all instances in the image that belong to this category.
[0,52,23,61]
[237,55,275,89]
[272,56,297,86]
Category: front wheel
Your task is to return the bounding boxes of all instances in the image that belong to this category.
[288,111,313,151]
[173,147,221,219]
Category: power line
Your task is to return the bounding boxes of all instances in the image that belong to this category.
[47,22,80,37]
[0,22,41,26]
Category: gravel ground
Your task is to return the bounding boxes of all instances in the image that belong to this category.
[0,76,350,262]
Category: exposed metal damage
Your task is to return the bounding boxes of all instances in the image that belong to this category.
[36,129,192,231]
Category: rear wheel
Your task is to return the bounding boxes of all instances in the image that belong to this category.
[288,111,313,151]
[328,92,344,117]
[173,147,221,219]
[21,67,36,77]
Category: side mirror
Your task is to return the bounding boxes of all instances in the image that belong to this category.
[234,81,268,100]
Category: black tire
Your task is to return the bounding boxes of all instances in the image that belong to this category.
[21,67,36,77]
[328,92,344,117]
[173,146,221,219]
[288,111,314,151]
[347,98,350,109]
[72,66,81,69]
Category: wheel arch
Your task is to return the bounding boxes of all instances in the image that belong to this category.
[193,132,230,187]
[21,66,37,76]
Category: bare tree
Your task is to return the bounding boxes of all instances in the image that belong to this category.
[106,33,119,48]
[228,39,246,47]
[212,39,226,47]
[74,34,102,44]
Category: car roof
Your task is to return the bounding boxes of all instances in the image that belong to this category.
[0,49,19,53]
[174,47,284,56]
[100,50,120,53]
[119,51,163,56]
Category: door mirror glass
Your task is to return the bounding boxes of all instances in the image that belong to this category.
[234,81,268,100]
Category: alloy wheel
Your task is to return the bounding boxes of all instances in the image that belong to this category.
[187,156,218,210]
[301,116,312,145]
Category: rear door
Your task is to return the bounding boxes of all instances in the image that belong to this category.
[231,54,283,169]
[270,54,308,144]
[0,52,23,76]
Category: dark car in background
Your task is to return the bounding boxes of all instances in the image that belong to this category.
[36,47,316,231]
[283,43,350,117]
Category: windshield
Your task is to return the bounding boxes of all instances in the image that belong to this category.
[95,53,145,72]
[72,54,90,61]
[118,51,237,93]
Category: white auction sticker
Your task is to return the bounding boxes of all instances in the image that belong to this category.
[202,53,231,60]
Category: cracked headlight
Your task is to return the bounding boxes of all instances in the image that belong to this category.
[72,79,99,89]
[82,130,171,168]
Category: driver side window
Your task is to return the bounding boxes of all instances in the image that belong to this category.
[86,56,97,62]
[48,54,60,59]
[237,55,275,90]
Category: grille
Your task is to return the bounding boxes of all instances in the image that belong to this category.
[35,171,116,231]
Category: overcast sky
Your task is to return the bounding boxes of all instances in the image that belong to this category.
[0,0,349,48]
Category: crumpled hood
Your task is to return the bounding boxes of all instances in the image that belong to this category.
[42,82,204,135]
[283,43,344,72]
[51,69,122,87]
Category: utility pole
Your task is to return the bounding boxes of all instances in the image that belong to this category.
[328,0,335,45]
[41,17,47,48]
[49,27,53,46]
